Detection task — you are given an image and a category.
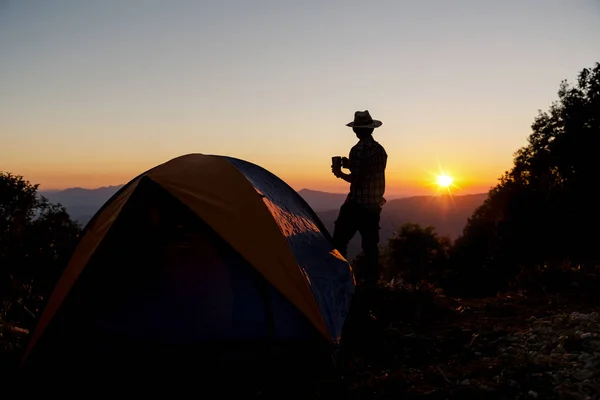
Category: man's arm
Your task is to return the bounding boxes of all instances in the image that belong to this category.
[332,163,353,182]
[336,170,353,183]
[335,150,367,183]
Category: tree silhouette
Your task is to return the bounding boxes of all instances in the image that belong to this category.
[0,172,81,330]
[451,62,600,295]
[385,223,450,285]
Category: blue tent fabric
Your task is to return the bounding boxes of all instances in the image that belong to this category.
[61,177,322,345]
[224,156,355,342]
[84,221,320,344]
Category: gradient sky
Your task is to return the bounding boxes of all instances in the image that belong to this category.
[1,0,599,196]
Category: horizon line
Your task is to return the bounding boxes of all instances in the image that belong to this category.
[38,184,489,198]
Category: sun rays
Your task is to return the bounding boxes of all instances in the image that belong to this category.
[424,161,462,197]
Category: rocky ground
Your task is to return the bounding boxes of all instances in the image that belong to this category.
[337,287,600,399]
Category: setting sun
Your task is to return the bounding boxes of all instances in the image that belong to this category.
[437,174,454,188]
[424,165,461,196]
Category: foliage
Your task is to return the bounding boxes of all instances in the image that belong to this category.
[384,223,451,285]
[449,61,600,297]
[0,172,81,333]
[511,262,600,302]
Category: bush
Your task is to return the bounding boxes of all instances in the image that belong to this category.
[383,223,451,285]
[510,262,600,300]
[0,172,81,367]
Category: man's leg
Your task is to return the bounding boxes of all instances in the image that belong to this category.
[332,202,357,260]
[358,208,381,295]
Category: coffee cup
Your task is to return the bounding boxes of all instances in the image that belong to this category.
[332,156,342,169]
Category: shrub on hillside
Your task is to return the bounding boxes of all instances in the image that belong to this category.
[0,172,81,366]
[383,223,451,285]
[510,262,600,301]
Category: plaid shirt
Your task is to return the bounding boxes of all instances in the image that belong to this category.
[347,136,387,210]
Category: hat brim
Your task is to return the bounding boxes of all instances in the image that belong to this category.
[346,120,382,128]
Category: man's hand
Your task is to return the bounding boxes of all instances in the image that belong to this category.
[332,165,352,182]
[341,157,350,169]
[331,165,342,178]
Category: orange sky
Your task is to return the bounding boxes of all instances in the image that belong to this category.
[9,149,507,197]
[2,1,598,197]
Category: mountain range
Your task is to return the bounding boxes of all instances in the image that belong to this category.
[40,186,487,261]
[40,185,125,224]
[317,193,486,259]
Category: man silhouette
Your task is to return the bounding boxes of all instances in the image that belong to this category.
[331,110,387,299]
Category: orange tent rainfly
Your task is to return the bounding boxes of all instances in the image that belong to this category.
[20,153,355,379]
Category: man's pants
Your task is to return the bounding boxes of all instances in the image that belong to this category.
[332,201,381,292]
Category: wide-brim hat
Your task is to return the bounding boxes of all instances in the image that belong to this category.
[346,110,382,128]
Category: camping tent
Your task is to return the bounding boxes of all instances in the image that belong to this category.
[20,154,355,386]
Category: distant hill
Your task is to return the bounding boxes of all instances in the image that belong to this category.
[40,185,123,225]
[40,185,487,260]
[297,189,404,212]
[297,189,349,212]
[316,193,487,261]
[41,186,352,226]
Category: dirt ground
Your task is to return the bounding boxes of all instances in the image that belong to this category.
[335,288,600,399]
[2,287,600,399]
